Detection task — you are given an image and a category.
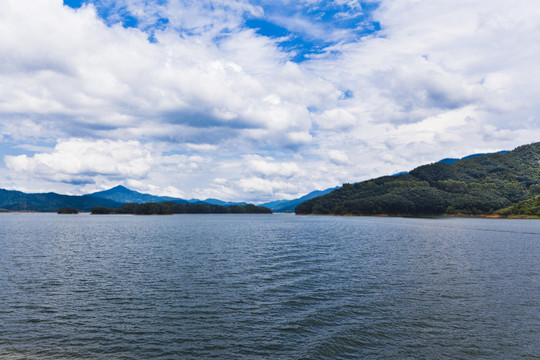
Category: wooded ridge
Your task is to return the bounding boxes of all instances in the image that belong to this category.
[295,142,540,216]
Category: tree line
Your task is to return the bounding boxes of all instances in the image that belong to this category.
[91,201,272,215]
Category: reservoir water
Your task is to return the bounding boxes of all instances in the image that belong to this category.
[0,213,539,359]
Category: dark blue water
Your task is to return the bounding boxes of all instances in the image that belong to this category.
[0,214,539,359]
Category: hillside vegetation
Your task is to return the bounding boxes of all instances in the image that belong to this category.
[296,142,540,216]
[496,195,540,217]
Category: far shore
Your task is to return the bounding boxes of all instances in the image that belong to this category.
[297,213,540,219]
[1,210,538,219]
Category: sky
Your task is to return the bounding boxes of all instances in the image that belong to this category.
[1,0,539,203]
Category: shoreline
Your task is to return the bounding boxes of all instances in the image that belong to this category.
[296,213,540,219]
[2,211,538,219]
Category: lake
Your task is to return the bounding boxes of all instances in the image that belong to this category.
[0,213,539,359]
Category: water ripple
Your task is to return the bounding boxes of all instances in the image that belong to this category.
[0,213,538,359]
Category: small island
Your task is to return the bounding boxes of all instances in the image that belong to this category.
[57,207,79,214]
[91,201,272,215]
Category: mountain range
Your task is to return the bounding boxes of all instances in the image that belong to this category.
[86,186,249,207]
[0,182,342,213]
[87,186,188,204]
[1,143,537,214]
[0,186,257,212]
[0,184,318,213]
[258,187,339,212]
[88,185,337,212]
[0,189,122,212]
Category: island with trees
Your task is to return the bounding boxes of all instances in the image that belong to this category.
[57,207,79,214]
[91,201,272,215]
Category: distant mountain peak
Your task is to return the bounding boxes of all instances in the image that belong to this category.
[102,185,132,193]
[111,185,129,190]
[258,186,340,212]
[86,185,188,204]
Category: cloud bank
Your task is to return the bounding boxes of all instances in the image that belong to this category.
[1,0,539,201]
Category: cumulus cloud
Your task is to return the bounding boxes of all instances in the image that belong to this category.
[1,0,540,201]
[242,154,304,178]
[0,0,322,149]
[2,138,221,196]
[4,139,153,184]
[304,0,540,163]
[327,150,350,165]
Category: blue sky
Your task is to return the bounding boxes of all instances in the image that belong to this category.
[1,0,539,202]
[64,0,381,61]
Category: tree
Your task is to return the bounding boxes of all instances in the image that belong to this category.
[58,207,79,214]
[91,206,115,214]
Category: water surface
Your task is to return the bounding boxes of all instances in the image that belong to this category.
[0,214,539,359]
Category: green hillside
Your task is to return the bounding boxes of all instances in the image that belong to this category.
[295,142,540,216]
[495,195,540,217]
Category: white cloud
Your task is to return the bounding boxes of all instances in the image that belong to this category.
[4,139,153,184]
[243,154,303,178]
[327,150,350,165]
[302,0,540,168]
[185,143,219,152]
[0,0,322,148]
[314,108,358,130]
[1,0,540,202]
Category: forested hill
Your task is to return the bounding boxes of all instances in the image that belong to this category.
[295,142,540,216]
